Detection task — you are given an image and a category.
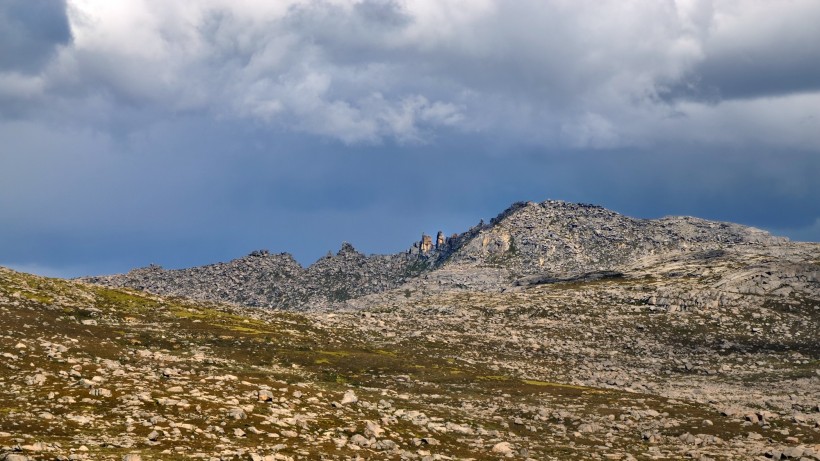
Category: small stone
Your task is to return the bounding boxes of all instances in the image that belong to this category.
[364,420,384,438]
[89,388,112,397]
[781,446,804,458]
[341,390,358,405]
[373,439,397,451]
[349,434,369,447]
[492,441,513,455]
[226,407,247,420]
[3,455,30,461]
[24,374,47,386]
[161,368,177,377]
[578,422,600,433]
[20,442,46,452]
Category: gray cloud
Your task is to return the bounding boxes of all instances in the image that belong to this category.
[0,0,71,73]
[664,0,820,101]
[3,0,817,148]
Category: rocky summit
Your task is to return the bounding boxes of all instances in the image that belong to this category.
[83,200,792,310]
[2,200,819,460]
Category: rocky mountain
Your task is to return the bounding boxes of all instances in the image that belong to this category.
[436,200,784,274]
[84,200,795,311]
[2,200,820,460]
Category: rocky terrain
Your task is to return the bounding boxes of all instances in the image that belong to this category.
[82,244,412,310]
[83,201,790,310]
[2,200,820,460]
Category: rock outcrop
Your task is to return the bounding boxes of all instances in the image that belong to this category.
[419,234,433,254]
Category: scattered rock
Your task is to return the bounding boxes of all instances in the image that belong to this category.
[492,441,514,455]
[341,390,358,405]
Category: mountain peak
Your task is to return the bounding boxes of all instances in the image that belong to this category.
[83,199,793,309]
[337,241,360,256]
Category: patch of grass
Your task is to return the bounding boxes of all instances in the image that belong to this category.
[19,290,54,304]
[318,350,351,357]
[477,375,509,381]
[227,325,267,334]
[521,379,596,390]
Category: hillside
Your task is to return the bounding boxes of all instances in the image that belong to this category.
[3,200,820,460]
[2,260,820,460]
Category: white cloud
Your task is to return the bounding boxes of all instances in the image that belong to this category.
[0,0,817,150]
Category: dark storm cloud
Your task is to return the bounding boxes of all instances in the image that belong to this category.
[664,0,820,102]
[0,0,71,73]
[675,52,820,102]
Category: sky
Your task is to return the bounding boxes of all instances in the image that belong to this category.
[1,0,819,278]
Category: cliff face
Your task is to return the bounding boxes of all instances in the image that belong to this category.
[83,199,803,310]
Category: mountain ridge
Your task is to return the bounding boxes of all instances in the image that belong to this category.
[82,199,794,310]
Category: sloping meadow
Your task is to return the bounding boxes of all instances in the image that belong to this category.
[1,266,819,460]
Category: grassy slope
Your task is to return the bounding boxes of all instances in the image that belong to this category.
[0,267,817,460]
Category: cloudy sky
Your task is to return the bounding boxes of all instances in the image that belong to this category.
[2,0,819,277]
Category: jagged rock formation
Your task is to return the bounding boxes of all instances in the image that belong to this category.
[84,199,810,311]
[419,234,433,254]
